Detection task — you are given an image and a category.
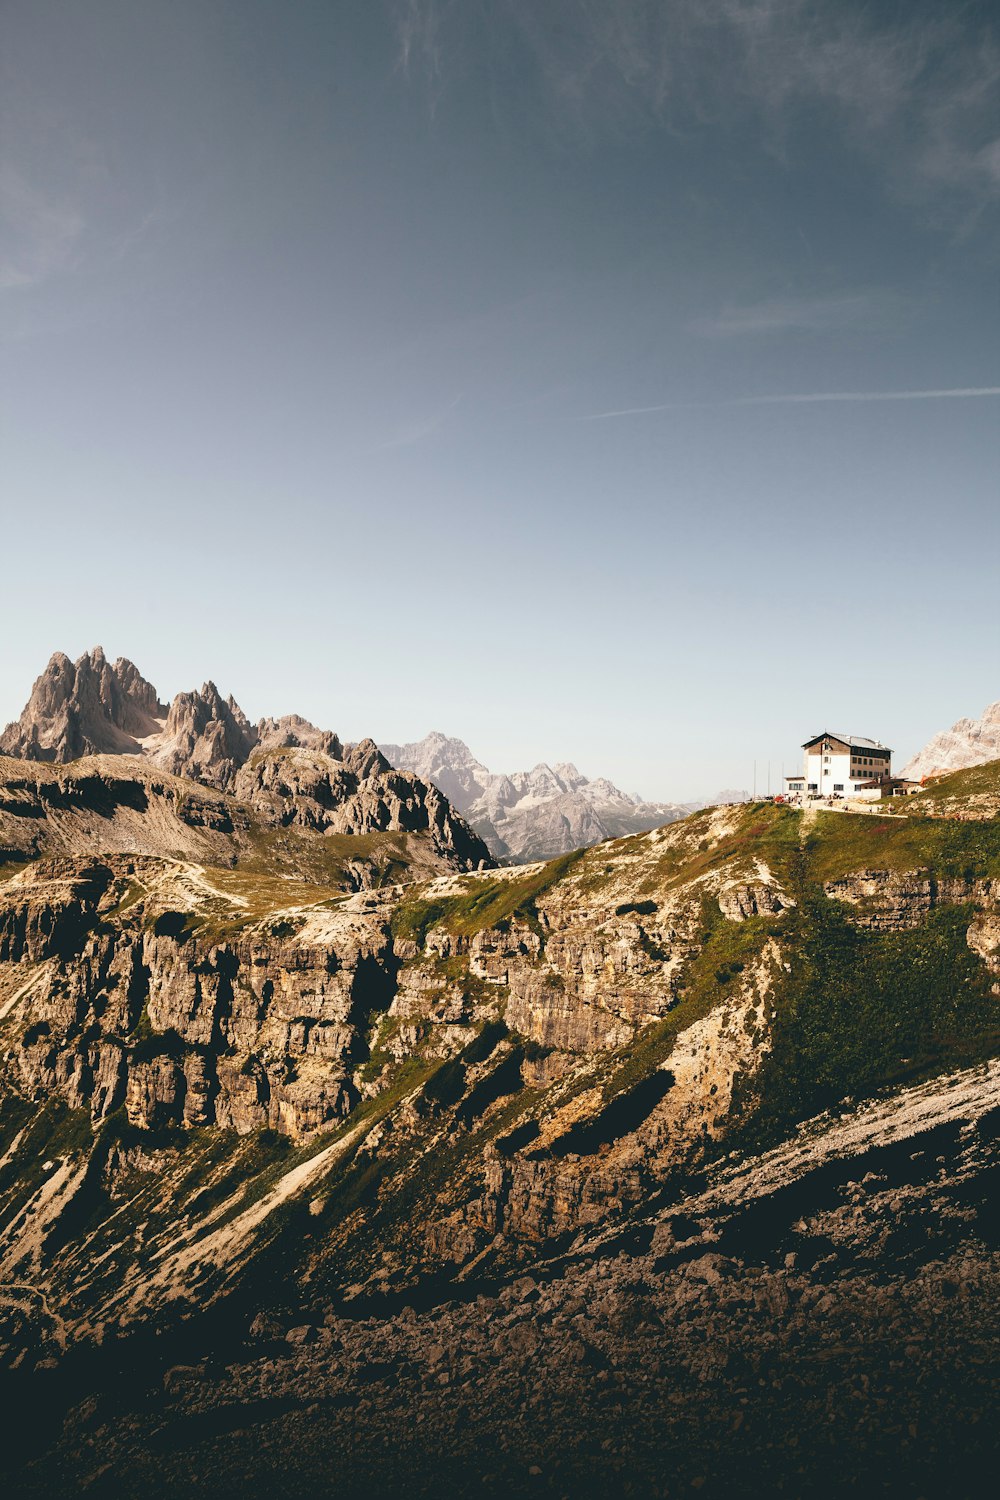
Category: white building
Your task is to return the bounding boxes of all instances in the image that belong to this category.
[784,731,891,801]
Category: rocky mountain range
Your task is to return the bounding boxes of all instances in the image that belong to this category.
[0,649,490,876]
[902,696,1000,780]
[0,656,999,1495]
[379,730,701,862]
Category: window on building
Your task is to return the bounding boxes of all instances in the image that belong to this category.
[834,784,844,791]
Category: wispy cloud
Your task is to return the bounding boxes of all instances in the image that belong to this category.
[587,388,1000,419]
[374,393,462,451]
[394,0,458,116]
[692,291,902,338]
[392,2,1000,211]
[0,164,84,291]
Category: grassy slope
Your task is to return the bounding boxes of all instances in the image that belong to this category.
[390,851,584,944]
[694,801,1000,1142]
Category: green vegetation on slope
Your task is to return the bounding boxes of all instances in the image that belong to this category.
[911,759,1000,811]
[235,826,415,888]
[390,851,584,945]
[793,810,1000,885]
[599,901,783,1102]
[747,894,1000,1145]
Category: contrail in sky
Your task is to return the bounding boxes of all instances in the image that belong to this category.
[586,387,1000,419]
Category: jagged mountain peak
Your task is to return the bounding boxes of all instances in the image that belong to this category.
[0,646,167,763]
[380,731,696,862]
[379,730,492,810]
[255,713,343,760]
[902,698,1000,780]
[0,652,492,873]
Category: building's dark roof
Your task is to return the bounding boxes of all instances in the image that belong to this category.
[802,731,891,752]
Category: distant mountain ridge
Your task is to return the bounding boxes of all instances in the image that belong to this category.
[902,698,1000,780]
[379,730,700,862]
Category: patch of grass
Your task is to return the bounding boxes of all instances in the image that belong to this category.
[748,894,1000,1144]
[621,804,802,899]
[423,1054,468,1108]
[0,1092,40,1157]
[389,896,451,947]
[234,825,418,889]
[99,876,146,923]
[390,851,583,948]
[357,1010,425,1083]
[792,810,1000,886]
[915,759,1000,807]
[183,1128,293,1218]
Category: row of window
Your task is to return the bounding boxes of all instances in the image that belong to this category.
[816,754,887,767]
[789,781,879,794]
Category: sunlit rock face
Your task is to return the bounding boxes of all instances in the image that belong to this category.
[902,698,1000,780]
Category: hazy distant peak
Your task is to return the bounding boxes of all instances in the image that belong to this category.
[379,730,696,863]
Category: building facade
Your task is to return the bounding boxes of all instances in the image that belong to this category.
[785,732,891,800]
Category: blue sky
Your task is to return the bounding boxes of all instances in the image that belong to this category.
[1,0,998,799]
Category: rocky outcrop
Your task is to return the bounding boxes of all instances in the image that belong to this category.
[823,867,999,930]
[149,682,255,791]
[0,648,166,763]
[1,791,999,1441]
[718,881,788,921]
[10,1062,1000,1500]
[902,698,1000,779]
[255,714,343,760]
[380,732,696,862]
[0,752,489,885]
[234,743,489,867]
[0,757,247,868]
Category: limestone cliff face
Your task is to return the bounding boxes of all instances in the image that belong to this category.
[902,698,1000,779]
[1,792,998,1363]
[823,867,1000,931]
[1,857,398,1139]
